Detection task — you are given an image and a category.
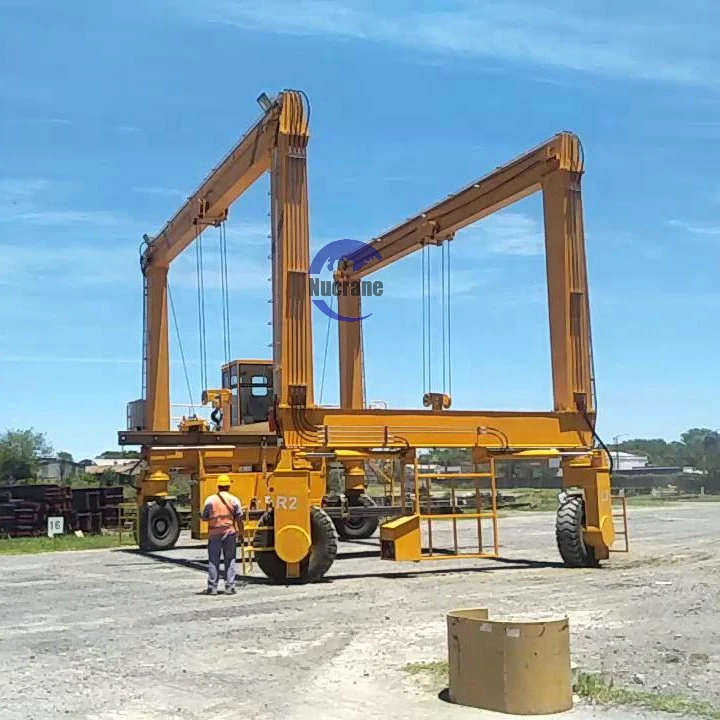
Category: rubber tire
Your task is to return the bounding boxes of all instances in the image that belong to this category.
[139,500,181,551]
[253,506,338,583]
[555,495,599,568]
[334,494,379,540]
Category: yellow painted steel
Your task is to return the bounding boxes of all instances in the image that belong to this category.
[123,90,624,579]
[140,470,170,503]
[380,516,421,561]
[610,495,630,552]
[271,471,312,563]
[276,407,594,449]
[562,450,614,558]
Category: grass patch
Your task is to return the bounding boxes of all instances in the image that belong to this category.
[505,488,558,511]
[577,672,720,719]
[624,494,720,506]
[403,660,448,687]
[0,533,136,555]
[403,664,720,719]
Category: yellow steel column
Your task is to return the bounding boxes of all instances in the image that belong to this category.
[338,293,365,409]
[562,451,614,559]
[542,169,594,415]
[271,92,314,408]
[144,265,170,431]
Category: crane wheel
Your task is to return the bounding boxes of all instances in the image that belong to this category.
[334,493,379,540]
[253,506,338,583]
[138,500,181,551]
[555,495,599,568]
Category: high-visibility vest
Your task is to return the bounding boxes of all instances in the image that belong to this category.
[204,492,240,536]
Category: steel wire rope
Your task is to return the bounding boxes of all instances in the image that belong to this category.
[441,242,446,395]
[447,240,452,396]
[319,290,334,405]
[168,282,195,413]
[360,315,367,408]
[427,243,432,392]
[219,221,232,366]
[421,243,427,394]
[195,224,209,392]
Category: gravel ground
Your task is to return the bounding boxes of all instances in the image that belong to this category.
[1,502,718,720]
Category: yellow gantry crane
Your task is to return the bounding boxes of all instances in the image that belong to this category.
[119,89,624,581]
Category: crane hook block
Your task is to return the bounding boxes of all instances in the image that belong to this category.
[423,393,452,411]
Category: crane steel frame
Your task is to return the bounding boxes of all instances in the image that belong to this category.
[121,92,618,578]
[124,89,315,551]
[264,130,615,567]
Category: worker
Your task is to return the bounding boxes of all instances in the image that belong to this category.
[200,474,244,595]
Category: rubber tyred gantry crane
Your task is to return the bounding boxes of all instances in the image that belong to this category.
[119,94,627,580]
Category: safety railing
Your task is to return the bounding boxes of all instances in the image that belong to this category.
[610,493,630,553]
[407,459,500,560]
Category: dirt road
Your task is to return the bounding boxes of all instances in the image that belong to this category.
[1,502,717,720]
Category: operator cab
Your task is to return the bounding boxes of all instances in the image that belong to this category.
[221,359,273,426]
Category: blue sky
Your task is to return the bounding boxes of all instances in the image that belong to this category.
[1,0,719,459]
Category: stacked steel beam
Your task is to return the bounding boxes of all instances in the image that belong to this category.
[0,484,126,537]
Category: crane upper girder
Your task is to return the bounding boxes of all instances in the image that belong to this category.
[141,90,309,271]
[340,131,583,279]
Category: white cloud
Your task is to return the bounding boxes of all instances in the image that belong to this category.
[171,256,271,292]
[379,268,493,300]
[666,219,720,236]
[223,221,271,246]
[0,178,50,197]
[0,355,139,364]
[182,0,720,87]
[133,186,185,198]
[0,243,138,287]
[0,177,125,228]
[456,212,544,256]
[2,208,121,226]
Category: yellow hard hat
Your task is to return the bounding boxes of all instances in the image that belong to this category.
[217,473,231,488]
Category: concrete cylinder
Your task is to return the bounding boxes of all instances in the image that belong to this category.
[447,609,573,715]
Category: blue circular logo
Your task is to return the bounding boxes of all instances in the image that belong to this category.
[309,239,382,322]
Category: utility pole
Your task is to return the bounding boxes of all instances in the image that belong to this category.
[613,433,630,471]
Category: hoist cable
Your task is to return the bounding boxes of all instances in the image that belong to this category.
[195,226,208,391]
[168,282,195,412]
[219,221,231,365]
[360,317,367,407]
[441,242,446,395]
[421,244,427,394]
[218,224,228,365]
[319,291,334,405]
[447,240,453,396]
[427,245,432,392]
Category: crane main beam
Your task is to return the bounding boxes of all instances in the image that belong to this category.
[141,93,301,271]
[340,132,583,279]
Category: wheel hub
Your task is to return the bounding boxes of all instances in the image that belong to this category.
[153,517,169,538]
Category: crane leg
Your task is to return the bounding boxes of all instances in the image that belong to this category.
[253,451,338,582]
[556,450,614,567]
[332,459,379,541]
[136,469,181,552]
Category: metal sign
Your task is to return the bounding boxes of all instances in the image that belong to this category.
[47,516,64,538]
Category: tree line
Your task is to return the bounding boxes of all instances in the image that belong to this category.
[0,428,139,486]
[3,425,719,486]
[420,427,720,475]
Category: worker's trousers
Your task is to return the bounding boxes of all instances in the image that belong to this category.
[207,531,237,591]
